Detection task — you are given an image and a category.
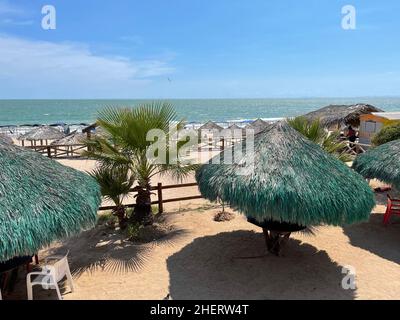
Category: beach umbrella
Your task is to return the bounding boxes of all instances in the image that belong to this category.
[0,134,13,145]
[245,118,268,134]
[18,126,66,146]
[352,139,400,188]
[51,131,85,146]
[0,140,101,262]
[227,123,244,133]
[198,121,223,132]
[196,121,375,254]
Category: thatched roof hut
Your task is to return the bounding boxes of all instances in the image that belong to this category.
[18,126,66,143]
[0,140,101,262]
[245,118,268,134]
[198,121,223,131]
[352,139,400,188]
[51,131,85,146]
[0,134,13,145]
[196,121,375,227]
[303,104,383,129]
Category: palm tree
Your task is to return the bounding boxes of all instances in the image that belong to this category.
[90,166,134,229]
[84,102,197,226]
[287,116,352,162]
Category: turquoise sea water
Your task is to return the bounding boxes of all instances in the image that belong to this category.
[0,98,400,126]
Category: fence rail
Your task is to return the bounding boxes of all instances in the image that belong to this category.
[98,182,202,213]
[24,144,87,158]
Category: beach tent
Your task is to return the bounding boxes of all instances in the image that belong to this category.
[352,139,400,189]
[18,126,66,146]
[303,104,383,130]
[196,121,375,254]
[0,139,101,262]
[245,118,268,135]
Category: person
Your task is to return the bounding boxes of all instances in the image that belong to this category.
[347,125,357,143]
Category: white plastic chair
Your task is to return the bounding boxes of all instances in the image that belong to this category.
[26,252,74,300]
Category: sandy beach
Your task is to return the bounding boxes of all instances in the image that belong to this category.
[4,157,400,300]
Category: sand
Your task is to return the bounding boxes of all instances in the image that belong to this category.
[5,158,400,300]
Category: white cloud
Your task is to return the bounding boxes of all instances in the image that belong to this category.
[0,0,23,15]
[1,18,33,25]
[0,35,174,98]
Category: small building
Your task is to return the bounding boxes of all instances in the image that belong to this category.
[359,112,400,144]
[303,104,383,130]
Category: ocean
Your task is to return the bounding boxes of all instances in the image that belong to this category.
[0,98,400,126]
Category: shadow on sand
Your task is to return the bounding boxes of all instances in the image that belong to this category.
[167,230,355,300]
[5,223,187,300]
[48,224,187,278]
[343,213,400,265]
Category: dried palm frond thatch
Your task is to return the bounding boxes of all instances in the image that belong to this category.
[0,140,101,262]
[303,104,383,128]
[196,121,375,227]
[245,118,268,134]
[0,134,13,145]
[352,139,400,188]
[51,131,85,145]
[198,121,223,131]
[18,126,66,141]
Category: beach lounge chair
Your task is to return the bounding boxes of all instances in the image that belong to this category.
[26,252,74,300]
[383,194,400,225]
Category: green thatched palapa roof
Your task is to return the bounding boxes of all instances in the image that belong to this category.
[196,121,375,226]
[0,140,101,262]
[352,139,400,188]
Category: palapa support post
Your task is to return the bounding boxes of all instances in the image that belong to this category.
[157,183,163,214]
[47,146,51,158]
[263,228,291,256]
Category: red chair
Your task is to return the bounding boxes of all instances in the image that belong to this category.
[383,194,400,225]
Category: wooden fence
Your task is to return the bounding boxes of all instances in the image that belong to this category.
[98,182,203,213]
[25,144,87,158]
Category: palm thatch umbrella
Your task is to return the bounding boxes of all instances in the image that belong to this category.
[245,118,268,134]
[18,126,66,146]
[303,104,383,129]
[198,121,223,132]
[0,134,13,145]
[196,121,375,255]
[227,123,244,133]
[0,140,101,262]
[352,139,400,188]
[51,131,85,146]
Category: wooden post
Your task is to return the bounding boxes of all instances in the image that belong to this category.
[157,182,163,214]
[221,137,225,151]
[47,146,51,158]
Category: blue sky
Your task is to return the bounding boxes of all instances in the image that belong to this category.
[0,0,399,98]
